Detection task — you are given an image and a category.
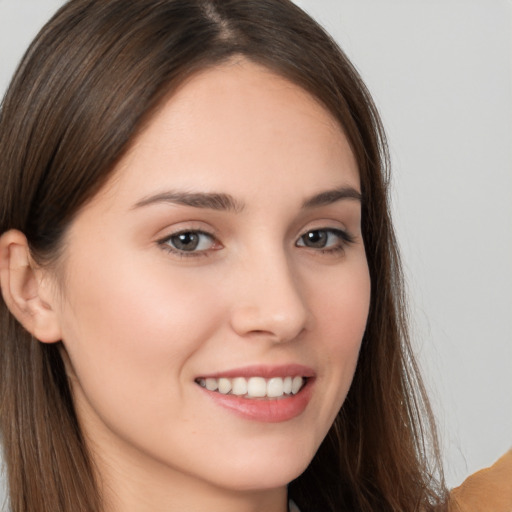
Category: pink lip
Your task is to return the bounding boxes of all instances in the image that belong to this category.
[196,364,316,423]
[197,364,316,379]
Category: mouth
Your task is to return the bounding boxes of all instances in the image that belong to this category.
[194,366,315,422]
[195,375,308,399]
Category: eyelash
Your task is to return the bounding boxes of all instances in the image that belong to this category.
[158,227,355,258]
[296,228,355,254]
[158,230,218,258]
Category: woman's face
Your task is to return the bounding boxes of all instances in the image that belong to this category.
[50,60,370,500]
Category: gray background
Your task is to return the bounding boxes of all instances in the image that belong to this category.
[0,0,510,502]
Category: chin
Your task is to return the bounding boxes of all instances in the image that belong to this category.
[214,463,308,492]
[201,439,316,492]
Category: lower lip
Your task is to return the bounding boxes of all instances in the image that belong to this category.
[198,379,314,423]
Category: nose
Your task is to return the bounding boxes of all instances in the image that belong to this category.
[229,251,310,343]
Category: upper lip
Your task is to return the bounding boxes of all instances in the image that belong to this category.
[197,364,316,380]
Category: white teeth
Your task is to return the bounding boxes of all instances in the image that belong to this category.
[283,376,292,394]
[247,377,267,398]
[205,378,218,391]
[218,378,232,394]
[231,377,248,395]
[196,376,306,398]
[291,376,303,395]
[267,377,284,398]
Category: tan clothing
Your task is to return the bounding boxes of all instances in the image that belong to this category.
[449,450,512,512]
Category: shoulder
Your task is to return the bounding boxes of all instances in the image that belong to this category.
[449,450,512,512]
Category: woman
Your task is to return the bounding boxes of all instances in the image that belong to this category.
[0,1,447,511]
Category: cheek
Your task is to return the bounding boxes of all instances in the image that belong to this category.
[325,279,370,354]
[315,255,371,347]
[56,253,234,463]
[308,257,370,415]
[58,253,225,404]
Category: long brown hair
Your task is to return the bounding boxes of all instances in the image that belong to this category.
[0,1,446,510]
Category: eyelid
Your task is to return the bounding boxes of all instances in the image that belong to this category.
[153,219,220,244]
[157,227,222,258]
[295,227,356,252]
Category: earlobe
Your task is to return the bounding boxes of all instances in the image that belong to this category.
[0,229,62,343]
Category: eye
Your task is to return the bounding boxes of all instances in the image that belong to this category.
[160,230,219,254]
[296,228,353,252]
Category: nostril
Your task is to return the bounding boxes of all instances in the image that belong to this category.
[228,262,310,341]
[230,305,309,342]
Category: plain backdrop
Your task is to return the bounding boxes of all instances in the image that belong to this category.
[0,0,511,502]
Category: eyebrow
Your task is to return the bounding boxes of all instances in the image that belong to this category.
[133,191,244,212]
[132,185,361,212]
[302,186,362,208]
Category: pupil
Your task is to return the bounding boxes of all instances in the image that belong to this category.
[306,230,327,247]
[173,232,199,251]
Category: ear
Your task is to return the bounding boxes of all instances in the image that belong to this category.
[0,230,62,343]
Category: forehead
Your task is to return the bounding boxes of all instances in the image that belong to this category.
[93,59,359,209]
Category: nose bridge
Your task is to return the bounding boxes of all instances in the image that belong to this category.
[229,244,310,342]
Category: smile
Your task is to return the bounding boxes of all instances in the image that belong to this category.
[195,365,315,422]
[195,376,306,399]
